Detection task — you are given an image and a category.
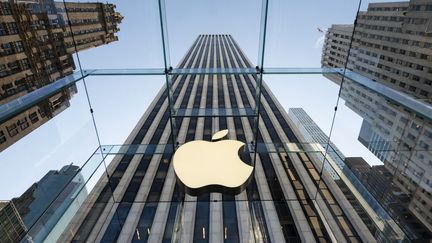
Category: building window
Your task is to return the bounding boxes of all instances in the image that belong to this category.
[8,61,20,72]
[14,41,24,53]
[29,112,39,124]
[6,124,18,137]
[1,43,13,56]
[420,90,429,97]
[7,22,18,34]
[0,23,6,36]
[0,3,12,15]
[0,131,6,144]
[17,118,29,130]
[19,59,30,70]
[0,64,7,77]
[38,108,46,118]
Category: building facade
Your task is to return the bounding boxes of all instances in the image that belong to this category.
[55,34,387,243]
[322,0,432,101]
[287,107,346,180]
[344,157,393,203]
[343,157,432,240]
[0,0,122,151]
[286,108,390,238]
[321,0,432,239]
[0,200,27,243]
[339,78,432,240]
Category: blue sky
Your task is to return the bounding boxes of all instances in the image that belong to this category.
[0,0,393,199]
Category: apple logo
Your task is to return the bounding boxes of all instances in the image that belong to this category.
[173,129,253,196]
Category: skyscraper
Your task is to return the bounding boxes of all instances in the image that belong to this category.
[56,34,387,243]
[0,164,87,243]
[287,108,387,238]
[287,107,346,179]
[321,1,432,238]
[0,0,122,151]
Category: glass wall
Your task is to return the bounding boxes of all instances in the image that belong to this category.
[0,0,430,242]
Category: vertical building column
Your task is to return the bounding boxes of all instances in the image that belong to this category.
[87,94,173,242]
[94,74,191,241]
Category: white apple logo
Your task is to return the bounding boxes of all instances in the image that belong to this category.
[173,129,253,196]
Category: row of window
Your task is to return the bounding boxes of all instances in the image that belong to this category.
[0,41,24,57]
[0,22,18,36]
[62,6,99,13]
[64,27,104,37]
[409,4,432,12]
[0,20,64,36]
[0,111,42,144]
[368,7,407,12]
[0,59,30,78]
[353,63,431,98]
[356,25,432,47]
[360,14,405,22]
[330,32,351,40]
[355,37,432,61]
[0,2,12,15]
[69,18,100,25]
[1,79,28,100]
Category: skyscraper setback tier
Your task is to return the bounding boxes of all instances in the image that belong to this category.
[0,0,122,151]
[59,35,381,243]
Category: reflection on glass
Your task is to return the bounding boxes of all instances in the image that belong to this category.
[0,164,87,243]
[0,0,431,242]
[321,1,432,240]
[0,0,122,151]
[0,86,76,152]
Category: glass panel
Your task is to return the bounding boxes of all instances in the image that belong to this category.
[24,149,113,243]
[265,0,361,68]
[101,144,174,156]
[0,1,104,241]
[165,0,261,67]
[0,80,99,199]
[1,0,431,242]
[326,0,432,241]
[67,0,164,69]
[86,69,165,76]
[84,75,165,145]
[263,67,344,74]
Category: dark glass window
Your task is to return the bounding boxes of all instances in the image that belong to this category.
[17,118,29,130]
[0,131,6,144]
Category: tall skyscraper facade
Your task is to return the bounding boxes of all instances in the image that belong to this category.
[287,107,346,179]
[286,108,387,237]
[321,0,432,239]
[56,34,389,243]
[0,0,122,151]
